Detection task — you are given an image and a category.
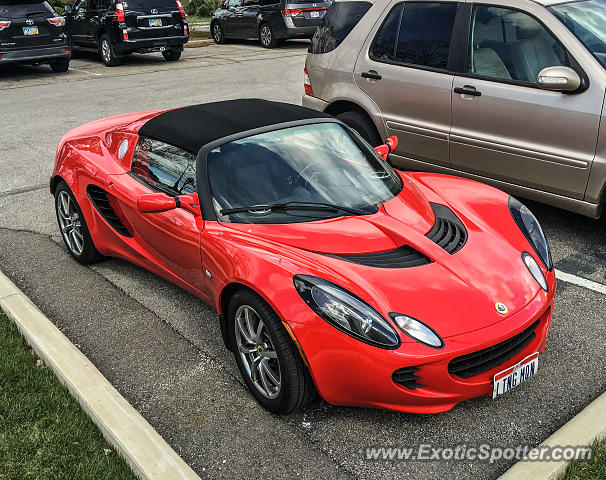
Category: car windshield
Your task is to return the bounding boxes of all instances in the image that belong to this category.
[207,122,402,224]
[551,0,606,69]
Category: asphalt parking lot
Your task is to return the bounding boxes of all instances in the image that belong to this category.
[1,42,605,480]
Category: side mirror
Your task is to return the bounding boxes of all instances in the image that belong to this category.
[63,4,72,13]
[137,192,200,216]
[537,66,581,93]
[374,136,398,161]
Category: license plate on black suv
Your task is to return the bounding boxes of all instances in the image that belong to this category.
[23,26,39,35]
[149,18,162,27]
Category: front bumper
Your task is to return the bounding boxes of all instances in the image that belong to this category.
[289,280,555,414]
[114,35,188,54]
[0,45,70,65]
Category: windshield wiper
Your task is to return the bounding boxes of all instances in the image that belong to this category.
[220,201,371,216]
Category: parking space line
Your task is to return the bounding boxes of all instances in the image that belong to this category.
[69,67,103,76]
[555,269,606,295]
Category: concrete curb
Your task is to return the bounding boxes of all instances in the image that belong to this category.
[0,269,202,480]
[498,390,606,480]
[184,39,214,48]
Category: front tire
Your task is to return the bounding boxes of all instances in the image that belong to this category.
[99,34,121,67]
[259,23,277,48]
[228,289,316,414]
[54,181,103,265]
[336,110,382,147]
[50,59,69,72]
[211,21,226,44]
[162,49,181,61]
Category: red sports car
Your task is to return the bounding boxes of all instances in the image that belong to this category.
[51,99,555,414]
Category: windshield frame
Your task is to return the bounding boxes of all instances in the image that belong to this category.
[195,118,403,223]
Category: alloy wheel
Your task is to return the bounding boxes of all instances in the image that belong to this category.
[260,25,271,47]
[101,39,111,63]
[234,304,281,399]
[213,24,222,42]
[56,190,84,256]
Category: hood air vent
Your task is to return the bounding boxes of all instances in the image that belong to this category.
[426,203,467,254]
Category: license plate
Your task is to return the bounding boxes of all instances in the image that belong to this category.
[23,26,39,35]
[492,352,539,399]
[148,18,162,27]
[309,11,320,17]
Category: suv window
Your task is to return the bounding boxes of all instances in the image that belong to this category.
[227,0,241,7]
[309,1,372,54]
[395,2,457,69]
[371,4,402,61]
[469,6,567,83]
[0,0,54,18]
[132,138,197,196]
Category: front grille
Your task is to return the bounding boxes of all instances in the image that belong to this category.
[87,185,132,237]
[427,203,467,254]
[392,366,426,389]
[332,245,430,268]
[448,320,540,379]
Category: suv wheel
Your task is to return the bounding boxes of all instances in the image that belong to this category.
[336,110,382,147]
[50,59,69,73]
[259,23,277,48]
[212,21,226,44]
[162,49,181,61]
[228,289,316,414]
[99,34,122,67]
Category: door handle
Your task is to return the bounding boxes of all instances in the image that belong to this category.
[454,87,481,97]
[361,70,382,80]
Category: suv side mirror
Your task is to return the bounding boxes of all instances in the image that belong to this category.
[537,66,581,93]
[63,4,72,14]
[137,192,200,216]
[374,136,398,161]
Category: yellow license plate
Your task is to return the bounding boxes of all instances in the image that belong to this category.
[148,18,162,27]
[23,26,39,35]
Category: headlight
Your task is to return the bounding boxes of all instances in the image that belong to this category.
[390,314,444,348]
[293,275,400,349]
[509,197,552,270]
[522,251,549,292]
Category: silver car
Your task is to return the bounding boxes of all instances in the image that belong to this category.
[303,0,606,218]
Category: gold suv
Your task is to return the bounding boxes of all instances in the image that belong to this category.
[303,0,606,218]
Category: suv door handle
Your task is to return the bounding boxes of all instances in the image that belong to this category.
[361,71,382,80]
[454,87,481,97]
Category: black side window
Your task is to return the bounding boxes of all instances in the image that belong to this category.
[371,4,403,61]
[395,2,457,69]
[309,1,372,54]
[132,138,197,196]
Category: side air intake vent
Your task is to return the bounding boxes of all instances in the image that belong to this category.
[392,366,426,389]
[427,203,467,254]
[87,185,132,237]
[332,245,430,268]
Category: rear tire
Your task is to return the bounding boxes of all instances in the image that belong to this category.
[99,34,122,67]
[50,59,69,72]
[259,23,277,48]
[54,181,103,265]
[336,110,382,147]
[211,21,226,44]
[228,289,316,414]
[162,49,181,61]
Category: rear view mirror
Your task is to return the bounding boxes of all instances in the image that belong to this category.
[137,192,201,216]
[537,66,581,93]
[374,136,398,161]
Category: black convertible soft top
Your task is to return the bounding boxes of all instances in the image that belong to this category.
[138,99,333,153]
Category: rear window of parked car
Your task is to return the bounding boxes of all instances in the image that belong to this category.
[371,2,457,70]
[122,0,179,11]
[309,0,372,54]
[0,0,54,18]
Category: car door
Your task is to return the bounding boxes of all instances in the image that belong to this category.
[67,0,91,45]
[354,0,461,170]
[450,2,603,200]
[224,0,244,37]
[114,137,207,294]
[240,0,260,38]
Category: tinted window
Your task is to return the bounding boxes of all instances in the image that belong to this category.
[469,6,567,83]
[132,139,197,196]
[395,2,457,69]
[371,4,402,61]
[122,0,180,10]
[309,1,372,54]
[0,0,54,18]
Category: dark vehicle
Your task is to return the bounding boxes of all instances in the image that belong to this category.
[0,0,70,71]
[211,0,331,48]
[63,0,188,66]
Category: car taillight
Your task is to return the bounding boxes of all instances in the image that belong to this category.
[176,0,186,18]
[48,16,66,26]
[304,67,313,96]
[183,24,188,35]
[65,47,70,54]
[113,3,125,22]
[281,8,302,15]
[0,20,10,31]
[122,28,128,40]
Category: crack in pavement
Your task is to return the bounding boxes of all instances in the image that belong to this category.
[0,183,47,198]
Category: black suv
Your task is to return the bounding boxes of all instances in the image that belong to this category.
[64,0,188,66]
[0,0,70,71]
[211,0,331,48]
